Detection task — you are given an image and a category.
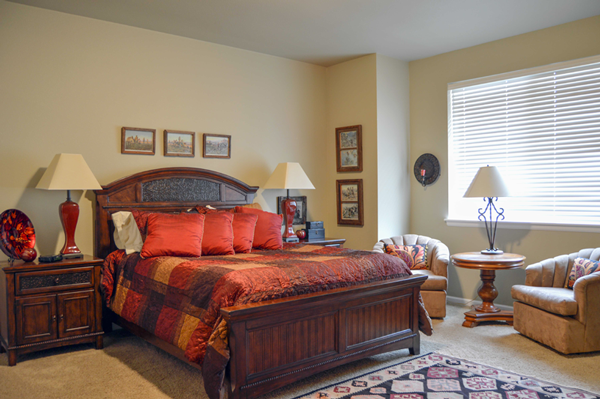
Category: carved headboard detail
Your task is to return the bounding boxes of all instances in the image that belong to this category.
[94,167,258,259]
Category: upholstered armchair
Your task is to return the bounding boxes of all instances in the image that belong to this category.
[511,248,600,354]
[373,234,449,318]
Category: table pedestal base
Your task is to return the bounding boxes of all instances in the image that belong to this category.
[462,308,513,328]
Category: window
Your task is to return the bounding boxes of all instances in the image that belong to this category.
[448,55,600,229]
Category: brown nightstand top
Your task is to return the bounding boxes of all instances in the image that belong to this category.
[297,238,346,246]
[0,255,103,274]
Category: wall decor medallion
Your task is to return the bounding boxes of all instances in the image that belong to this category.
[336,179,364,226]
[121,127,156,155]
[203,133,231,159]
[0,209,36,261]
[277,196,307,225]
[335,125,362,172]
[164,130,195,157]
[414,153,440,187]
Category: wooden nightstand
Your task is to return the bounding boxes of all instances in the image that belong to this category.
[297,238,346,248]
[0,255,104,366]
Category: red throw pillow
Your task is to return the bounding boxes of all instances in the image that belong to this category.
[141,213,204,258]
[131,210,152,238]
[235,207,283,250]
[232,213,258,253]
[202,212,235,255]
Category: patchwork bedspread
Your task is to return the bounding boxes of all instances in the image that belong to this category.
[102,244,432,398]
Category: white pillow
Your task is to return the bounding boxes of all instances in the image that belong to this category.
[111,211,143,254]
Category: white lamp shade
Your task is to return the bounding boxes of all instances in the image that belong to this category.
[463,166,510,198]
[36,153,102,190]
[263,162,315,190]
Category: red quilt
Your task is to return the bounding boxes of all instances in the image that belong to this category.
[102,244,432,398]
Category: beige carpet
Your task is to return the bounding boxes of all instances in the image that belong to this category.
[1,303,598,399]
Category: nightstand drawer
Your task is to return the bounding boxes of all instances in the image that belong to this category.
[15,267,94,296]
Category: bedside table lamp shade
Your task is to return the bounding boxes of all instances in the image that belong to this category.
[464,166,510,255]
[263,163,315,242]
[36,154,102,257]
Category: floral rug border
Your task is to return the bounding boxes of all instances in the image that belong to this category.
[292,352,599,399]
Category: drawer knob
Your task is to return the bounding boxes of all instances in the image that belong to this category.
[60,314,64,321]
[54,277,60,285]
[52,315,57,322]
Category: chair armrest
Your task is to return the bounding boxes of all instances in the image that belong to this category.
[429,242,449,279]
[573,272,600,328]
[373,240,386,253]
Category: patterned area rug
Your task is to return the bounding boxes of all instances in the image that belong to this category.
[293,353,599,399]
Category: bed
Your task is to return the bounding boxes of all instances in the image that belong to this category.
[95,167,431,399]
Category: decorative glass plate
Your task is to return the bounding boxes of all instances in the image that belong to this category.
[0,209,36,260]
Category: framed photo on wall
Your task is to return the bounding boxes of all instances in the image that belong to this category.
[336,179,363,226]
[121,127,156,155]
[277,196,307,225]
[203,133,231,158]
[335,125,362,172]
[164,130,195,157]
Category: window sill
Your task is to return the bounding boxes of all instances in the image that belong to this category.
[445,219,600,234]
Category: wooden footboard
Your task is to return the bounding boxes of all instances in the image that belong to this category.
[221,274,426,399]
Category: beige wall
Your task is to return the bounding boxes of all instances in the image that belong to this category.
[0,2,328,260]
[409,16,600,306]
[376,55,410,239]
[325,55,379,250]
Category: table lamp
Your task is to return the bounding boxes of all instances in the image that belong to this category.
[463,165,510,255]
[36,154,102,258]
[263,162,314,242]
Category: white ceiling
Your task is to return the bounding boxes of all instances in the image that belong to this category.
[8,0,600,66]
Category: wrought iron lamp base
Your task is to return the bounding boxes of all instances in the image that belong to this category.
[481,248,504,255]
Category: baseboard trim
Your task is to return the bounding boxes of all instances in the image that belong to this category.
[447,295,513,312]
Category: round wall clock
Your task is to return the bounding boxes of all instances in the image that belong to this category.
[0,209,36,260]
[414,153,441,187]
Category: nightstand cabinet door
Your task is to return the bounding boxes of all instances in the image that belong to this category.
[58,290,95,338]
[16,295,58,345]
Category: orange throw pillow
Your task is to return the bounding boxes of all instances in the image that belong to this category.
[383,243,428,270]
[141,213,204,258]
[232,213,258,253]
[202,212,235,255]
[235,207,283,250]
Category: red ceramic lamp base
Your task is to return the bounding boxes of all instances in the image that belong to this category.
[59,197,83,258]
[282,198,299,243]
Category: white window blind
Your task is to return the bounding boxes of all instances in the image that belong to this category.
[448,56,600,227]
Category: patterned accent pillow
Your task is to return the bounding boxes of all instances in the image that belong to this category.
[566,257,600,289]
[383,243,428,270]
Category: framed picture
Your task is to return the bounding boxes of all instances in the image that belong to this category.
[335,125,362,172]
[336,179,363,226]
[121,127,156,155]
[164,130,195,157]
[277,196,307,225]
[203,133,231,159]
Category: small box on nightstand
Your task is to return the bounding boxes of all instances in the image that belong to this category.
[306,221,323,229]
[307,228,325,241]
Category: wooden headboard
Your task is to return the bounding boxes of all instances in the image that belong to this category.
[94,167,258,259]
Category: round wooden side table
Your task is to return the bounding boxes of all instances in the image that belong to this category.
[451,252,525,328]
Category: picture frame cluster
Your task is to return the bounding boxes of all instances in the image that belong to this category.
[121,127,231,159]
[336,180,363,226]
[335,125,364,226]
